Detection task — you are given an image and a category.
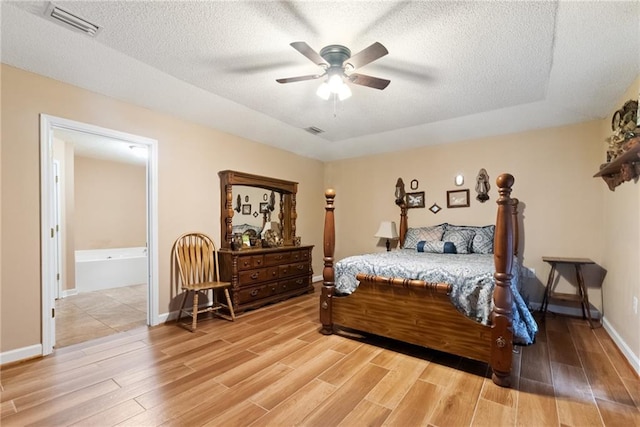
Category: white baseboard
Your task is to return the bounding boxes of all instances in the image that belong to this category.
[61,289,78,298]
[0,344,43,366]
[602,316,640,376]
[158,311,172,324]
[313,274,323,283]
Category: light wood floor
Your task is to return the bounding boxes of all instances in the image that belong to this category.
[56,284,147,348]
[2,286,638,426]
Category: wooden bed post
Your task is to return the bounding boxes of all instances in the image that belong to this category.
[491,174,515,387]
[511,198,519,257]
[398,205,408,248]
[320,189,336,335]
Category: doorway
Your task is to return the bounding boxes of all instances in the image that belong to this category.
[40,115,159,355]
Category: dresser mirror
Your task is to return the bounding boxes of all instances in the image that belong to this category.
[219,170,297,250]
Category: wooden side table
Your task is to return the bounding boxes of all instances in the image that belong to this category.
[540,257,598,328]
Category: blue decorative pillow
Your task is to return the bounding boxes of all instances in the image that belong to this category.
[447,224,495,254]
[472,225,495,254]
[441,229,476,254]
[417,240,457,254]
[402,224,446,249]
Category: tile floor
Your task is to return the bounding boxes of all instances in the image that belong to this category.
[55,284,147,348]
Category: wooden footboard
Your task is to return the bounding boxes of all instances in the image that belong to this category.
[320,174,517,387]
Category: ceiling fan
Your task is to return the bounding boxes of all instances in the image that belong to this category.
[276,41,390,100]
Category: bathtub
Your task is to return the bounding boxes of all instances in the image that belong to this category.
[75,247,148,293]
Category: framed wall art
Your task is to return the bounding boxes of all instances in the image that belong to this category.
[242,204,252,215]
[406,191,425,208]
[446,189,470,208]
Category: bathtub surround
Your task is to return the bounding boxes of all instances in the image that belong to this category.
[74,247,148,292]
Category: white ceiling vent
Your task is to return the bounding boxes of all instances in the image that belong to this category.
[44,2,101,37]
[304,126,325,136]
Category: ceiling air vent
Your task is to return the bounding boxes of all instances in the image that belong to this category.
[45,2,101,37]
[304,126,324,136]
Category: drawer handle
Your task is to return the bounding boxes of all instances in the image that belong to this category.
[243,260,250,267]
[296,265,304,270]
[275,255,283,260]
[271,287,276,292]
[250,289,259,297]
[250,273,259,280]
[296,279,303,285]
[282,284,287,289]
[271,271,277,276]
[282,268,288,274]
[256,260,262,265]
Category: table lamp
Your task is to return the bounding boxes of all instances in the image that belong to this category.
[375,221,398,251]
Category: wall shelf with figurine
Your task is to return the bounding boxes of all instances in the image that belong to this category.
[594,137,640,191]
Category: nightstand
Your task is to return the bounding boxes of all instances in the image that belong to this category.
[540,256,598,328]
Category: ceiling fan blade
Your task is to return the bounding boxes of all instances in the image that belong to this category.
[290,41,328,66]
[344,42,388,70]
[348,73,390,90]
[276,74,323,84]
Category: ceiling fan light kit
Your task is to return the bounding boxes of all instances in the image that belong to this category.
[277,41,390,101]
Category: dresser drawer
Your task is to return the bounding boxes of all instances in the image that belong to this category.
[237,255,264,271]
[279,276,309,293]
[237,283,279,305]
[279,262,309,279]
[238,266,277,284]
[264,251,291,266]
[290,250,310,262]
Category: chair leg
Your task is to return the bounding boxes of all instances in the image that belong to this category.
[191,291,199,332]
[177,290,189,325]
[224,288,235,321]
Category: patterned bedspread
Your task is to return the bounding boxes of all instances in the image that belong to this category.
[334,249,537,345]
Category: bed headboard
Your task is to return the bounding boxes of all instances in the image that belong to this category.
[397,174,519,257]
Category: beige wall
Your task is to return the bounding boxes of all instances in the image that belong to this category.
[0,64,325,353]
[599,77,640,362]
[74,156,146,250]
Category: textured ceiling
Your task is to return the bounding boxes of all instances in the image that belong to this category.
[2,1,639,161]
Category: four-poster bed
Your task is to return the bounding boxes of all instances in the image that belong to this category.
[319,173,535,387]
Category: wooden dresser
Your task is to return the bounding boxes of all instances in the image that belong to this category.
[218,245,314,313]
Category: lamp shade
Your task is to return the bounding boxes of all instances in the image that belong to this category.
[374,221,398,239]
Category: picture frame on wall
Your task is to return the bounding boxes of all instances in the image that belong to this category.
[446,189,470,208]
[242,204,251,215]
[259,202,269,212]
[406,191,425,208]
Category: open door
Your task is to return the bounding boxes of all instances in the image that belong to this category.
[40,114,159,355]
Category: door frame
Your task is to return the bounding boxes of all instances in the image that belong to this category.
[40,114,160,355]
[52,159,63,300]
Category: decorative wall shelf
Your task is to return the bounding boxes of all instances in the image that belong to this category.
[594,137,640,191]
